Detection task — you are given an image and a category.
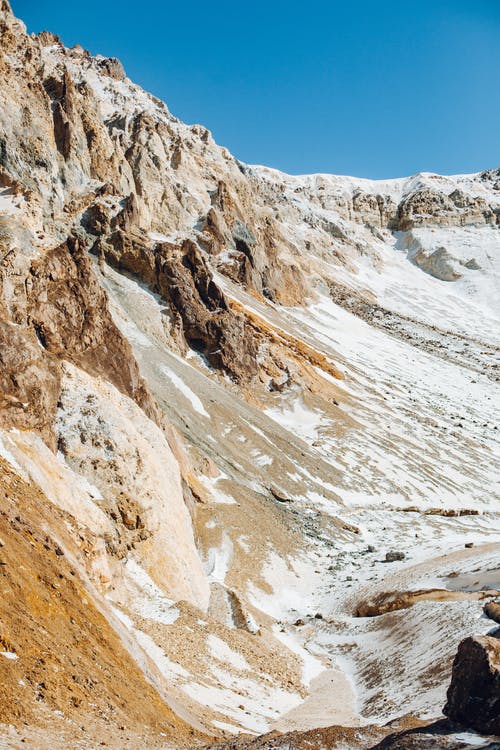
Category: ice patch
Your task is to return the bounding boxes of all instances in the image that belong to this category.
[265,399,328,443]
[272,627,324,686]
[198,473,237,505]
[211,720,242,734]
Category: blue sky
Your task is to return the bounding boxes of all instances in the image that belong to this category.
[13,0,500,178]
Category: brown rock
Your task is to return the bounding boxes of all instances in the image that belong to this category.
[484,600,500,625]
[368,720,486,749]
[96,56,126,81]
[27,236,158,423]
[444,635,500,734]
[269,485,292,503]
[0,319,61,450]
[155,239,259,382]
[355,589,499,617]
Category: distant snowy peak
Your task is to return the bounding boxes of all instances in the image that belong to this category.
[252,165,500,207]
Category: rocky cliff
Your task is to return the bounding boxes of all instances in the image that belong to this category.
[0,2,499,748]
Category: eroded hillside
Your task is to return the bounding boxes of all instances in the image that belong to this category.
[0,1,499,747]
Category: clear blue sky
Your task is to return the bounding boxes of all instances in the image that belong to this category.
[12,0,500,178]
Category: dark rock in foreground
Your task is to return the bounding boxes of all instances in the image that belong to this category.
[369,719,500,749]
[444,636,500,735]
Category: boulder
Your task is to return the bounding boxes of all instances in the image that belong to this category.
[385,551,406,562]
[444,635,500,734]
[354,588,494,618]
[411,246,464,282]
[484,600,500,625]
[96,56,126,80]
[368,721,500,749]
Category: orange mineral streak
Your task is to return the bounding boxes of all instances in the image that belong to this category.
[228,298,345,381]
[0,458,205,746]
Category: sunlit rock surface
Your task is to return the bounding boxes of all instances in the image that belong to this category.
[0,1,499,747]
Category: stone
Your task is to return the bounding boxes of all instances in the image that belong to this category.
[385,551,405,562]
[269,485,292,503]
[444,635,500,734]
[368,721,497,749]
[484,600,500,625]
[96,56,126,81]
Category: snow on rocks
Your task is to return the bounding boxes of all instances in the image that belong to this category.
[56,361,210,608]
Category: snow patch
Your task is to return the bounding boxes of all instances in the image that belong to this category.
[160,365,210,418]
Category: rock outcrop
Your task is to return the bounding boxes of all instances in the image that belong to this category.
[355,589,499,617]
[444,636,500,734]
[0,318,61,449]
[27,236,156,417]
[368,720,500,749]
[484,600,500,625]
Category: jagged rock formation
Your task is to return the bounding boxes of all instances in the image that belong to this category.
[0,0,499,747]
[444,636,500,735]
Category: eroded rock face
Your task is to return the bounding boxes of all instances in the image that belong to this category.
[156,240,259,381]
[1,0,498,400]
[352,190,398,228]
[0,457,200,746]
[0,319,60,449]
[56,362,210,607]
[1,2,500,744]
[99,227,260,382]
[397,188,496,230]
[27,236,156,419]
[0,228,159,448]
[444,636,500,734]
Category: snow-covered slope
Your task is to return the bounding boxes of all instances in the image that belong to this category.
[0,2,498,748]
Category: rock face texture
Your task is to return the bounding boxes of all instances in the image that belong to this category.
[0,318,61,448]
[368,721,500,750]
[0,0,499,747]
[0,458,202,748]
[355,588,499,617]
[484,600,500,625]
[27,237,155,417]
[444,636,500,734]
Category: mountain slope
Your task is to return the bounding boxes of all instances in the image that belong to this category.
[0,2,499,747]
